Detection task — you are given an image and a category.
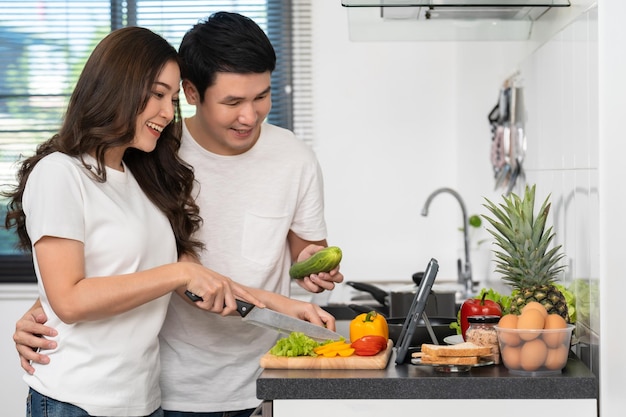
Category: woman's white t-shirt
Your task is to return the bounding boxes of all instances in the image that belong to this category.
[22,152,176,416]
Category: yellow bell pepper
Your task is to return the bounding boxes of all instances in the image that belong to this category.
[349,310,389,342]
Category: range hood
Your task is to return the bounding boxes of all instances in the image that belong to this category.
[341,1,572,41]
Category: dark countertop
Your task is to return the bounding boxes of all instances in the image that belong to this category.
[257,350,598,400]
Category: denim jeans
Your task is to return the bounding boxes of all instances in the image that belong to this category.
[27,388,164,417]
[163,408,255,417]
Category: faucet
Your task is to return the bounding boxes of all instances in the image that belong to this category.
[421,187,475,299]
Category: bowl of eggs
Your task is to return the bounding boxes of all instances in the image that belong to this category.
[495,302,574,376]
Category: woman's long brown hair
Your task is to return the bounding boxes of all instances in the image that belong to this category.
[3,27,203,257]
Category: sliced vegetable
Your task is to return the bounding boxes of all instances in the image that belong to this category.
[349,310,389,341]
[337,348,356,357]
[351,347,382,356]
[314,341,348,353]
[351,335,388,356]
[313,340,354,357]
[270,332,320,357]
[320,347,355,358]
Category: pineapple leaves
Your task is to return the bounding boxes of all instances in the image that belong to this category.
[481,184,566,289]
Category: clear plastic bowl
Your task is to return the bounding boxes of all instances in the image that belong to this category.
[495,324,575,376]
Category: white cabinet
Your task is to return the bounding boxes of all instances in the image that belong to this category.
[0,284,39,416]
[273,399,597,417]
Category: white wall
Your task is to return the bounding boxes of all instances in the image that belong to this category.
[313,2,626,416]
[312,1,527,292]
[597,1,626,416]
[515,2,600,375]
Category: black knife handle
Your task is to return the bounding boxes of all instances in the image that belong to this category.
[184,290,203,302]
[184,291,253,317]
[234,299,254,317]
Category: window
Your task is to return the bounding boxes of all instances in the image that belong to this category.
[0,0,312,282]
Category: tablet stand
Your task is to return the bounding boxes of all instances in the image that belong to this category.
[394,258,440,365]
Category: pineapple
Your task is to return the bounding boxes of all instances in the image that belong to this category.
[482,184,570,322]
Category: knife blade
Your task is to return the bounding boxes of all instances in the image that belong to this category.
[185,291,342,341]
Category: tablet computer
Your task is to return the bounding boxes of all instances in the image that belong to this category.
[394,258,439,365]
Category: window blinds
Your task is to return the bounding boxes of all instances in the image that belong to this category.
[0,0,313,280]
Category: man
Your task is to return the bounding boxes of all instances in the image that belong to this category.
[13,11,342,417]
[158,11,343,416]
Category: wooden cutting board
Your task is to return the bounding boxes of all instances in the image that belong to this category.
[259,340,393,369]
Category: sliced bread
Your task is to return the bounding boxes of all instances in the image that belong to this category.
[420,354,480,365]
[421,342,492,357]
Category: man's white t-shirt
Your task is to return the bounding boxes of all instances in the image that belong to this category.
[22,152,176,416]
[159,122,327,412]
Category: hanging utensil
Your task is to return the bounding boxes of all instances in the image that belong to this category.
[488,72,526,195]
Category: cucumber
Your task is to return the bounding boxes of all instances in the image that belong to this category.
[289,246,343,279]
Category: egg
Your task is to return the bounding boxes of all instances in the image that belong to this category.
[520,338,548,371]
[543,314,569,348]
[544,344,570,370]
[517,309,545,341]
[498,314,518,328]
[521,301,548,318]
[500,345,521,369]
[544,313,568,328]
[497,314,521,346]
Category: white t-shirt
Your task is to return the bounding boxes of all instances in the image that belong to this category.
[22,152,176,416]
[159,122,327,412]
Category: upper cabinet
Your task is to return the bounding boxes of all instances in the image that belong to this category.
[340,0,594,42]
[341,0,570,5]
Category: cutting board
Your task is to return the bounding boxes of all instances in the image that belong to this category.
[259,340,393,369]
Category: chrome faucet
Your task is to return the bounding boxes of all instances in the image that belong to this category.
[421,187,475,298]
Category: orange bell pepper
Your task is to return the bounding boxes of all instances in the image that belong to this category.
[349,310,389,342]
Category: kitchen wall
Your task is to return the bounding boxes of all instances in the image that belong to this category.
[311,1,600,316]
[313,2,529,295]
[597,3,626,415]
[312,0,602,373]
[313,1,626,415]
[516,5,600,375]
[312,2,602,304]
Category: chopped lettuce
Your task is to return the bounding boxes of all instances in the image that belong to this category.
[450,319,461,334]
[269,332,321,357]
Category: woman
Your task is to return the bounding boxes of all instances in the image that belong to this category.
[3,26,261,417]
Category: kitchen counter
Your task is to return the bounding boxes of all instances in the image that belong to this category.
[257,349,598,417]
[258,350,596,400]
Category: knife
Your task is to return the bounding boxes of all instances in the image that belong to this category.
[185,291,342,341]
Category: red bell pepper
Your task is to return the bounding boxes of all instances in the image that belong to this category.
[459,292,502,340]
